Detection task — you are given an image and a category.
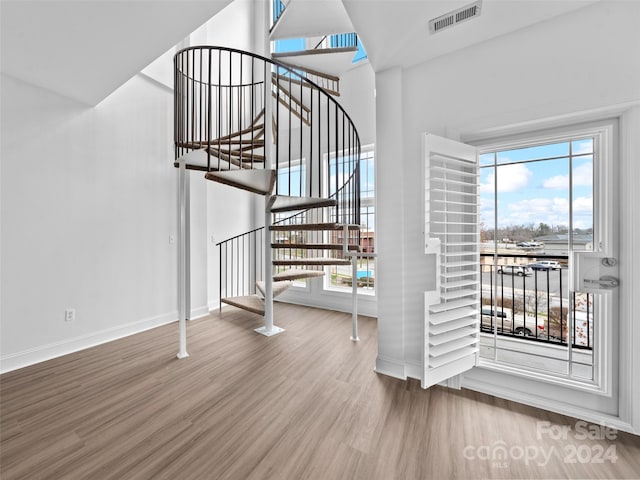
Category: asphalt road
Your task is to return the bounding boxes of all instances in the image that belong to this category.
[481,267,570,302]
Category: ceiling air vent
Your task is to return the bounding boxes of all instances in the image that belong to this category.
[429,1,482,34]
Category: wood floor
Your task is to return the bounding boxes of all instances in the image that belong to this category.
[2,303,639,480]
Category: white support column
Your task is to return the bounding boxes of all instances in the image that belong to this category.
[255,195,284,336]
[351,254,359,342]
[177,159,190,358]
[254,44,283,337]
[343,223,360,341]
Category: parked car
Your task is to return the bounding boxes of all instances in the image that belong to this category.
[529,260,562,270]
[516,241,542,248]
[480,306,546,336]
[497,265,532,276]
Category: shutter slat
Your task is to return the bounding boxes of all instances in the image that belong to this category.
[428,297,477,313]
[439,288,477,300]
[429,334,478,356]
[429,346,479,369]
[429,306,478,325]
[443,269,478,279]
[430,317,478,335]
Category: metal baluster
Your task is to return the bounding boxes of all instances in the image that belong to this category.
[218,51,222,171]
[557,268,562,342]
[208,49,212,172]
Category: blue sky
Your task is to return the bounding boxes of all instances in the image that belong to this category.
[480,139,593,231]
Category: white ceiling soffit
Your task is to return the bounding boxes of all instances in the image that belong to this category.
[271,0,356,40]
[0,0,233,106]
[342,0,601,72]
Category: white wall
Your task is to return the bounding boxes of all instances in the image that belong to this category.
[374,1,640,428]
[337,62,376,147]
[0,0,262,372]
[141,0,262,312]
[196,0,262,309]
[0,73,178,372]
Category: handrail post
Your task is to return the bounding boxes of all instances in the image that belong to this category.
[351,252,359,342]
[343,223,360,342]
[255,195,284,336]
[177,157,190,359]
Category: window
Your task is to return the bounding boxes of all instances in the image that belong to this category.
[477,123,616,390]
[352,41,368,64]
[273,38,306,54]
[325,147,375,294]
[273,162,308,288]
[276,162,305,196]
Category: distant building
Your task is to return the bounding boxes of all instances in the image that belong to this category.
[534,234,593,254]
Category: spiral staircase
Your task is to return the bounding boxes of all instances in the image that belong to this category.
[173,41,362,341]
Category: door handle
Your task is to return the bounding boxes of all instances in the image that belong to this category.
[583,275,619,288]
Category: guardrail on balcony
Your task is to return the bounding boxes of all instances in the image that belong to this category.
[313,33,358,50]
[480,253,592,350]
[272,0,286,26]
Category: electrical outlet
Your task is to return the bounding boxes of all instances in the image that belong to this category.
[65,309,75,322]
[169,235,176,244]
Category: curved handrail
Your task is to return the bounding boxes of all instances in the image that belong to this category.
[174,45,360,131]
[174,45,361,228]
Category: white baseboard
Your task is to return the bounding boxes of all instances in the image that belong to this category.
[0,310,178,374]
[189,305,210,320]
[405,361,422,381]
[278,288,378,318]
[374,355,407,380]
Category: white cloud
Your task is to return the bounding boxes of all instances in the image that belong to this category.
[542,161,592,190]
[480,163,532,194]
[573,140,593,155]
[499,197,570,227]
[542,174,568,189]
[573,196,593,213]
[573,161,593,186]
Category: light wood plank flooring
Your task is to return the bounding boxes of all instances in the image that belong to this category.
[2,303,639,479]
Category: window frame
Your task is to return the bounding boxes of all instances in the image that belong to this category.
[470,119,617,395]
[322,144,376,296]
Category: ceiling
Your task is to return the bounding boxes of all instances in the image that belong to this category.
[271,0,355,40]
[1,0,602,105]
[341,0,600,72]
[1,0,233,105]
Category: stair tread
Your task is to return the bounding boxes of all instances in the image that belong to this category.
[273,257,351,266]
[255,280,292,298]
[205,146,264,167]
[211,122,265,142]
[270,223,360,231]
[174,148,234,171]
[205,169,276,195]
[272,46,358,59]
[273,269,325,281]
[208,146,266,162]
[272,72,340,97]
[221,295,264,315]
[177,139,265,149]
[271,243,359,251]
[271,196,337,213]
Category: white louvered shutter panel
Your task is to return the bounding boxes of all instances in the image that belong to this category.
[423,133,480,389]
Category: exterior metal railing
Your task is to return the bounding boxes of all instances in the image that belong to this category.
[480,253,593,350]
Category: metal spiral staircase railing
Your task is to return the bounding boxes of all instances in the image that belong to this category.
[173,46,361,344]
